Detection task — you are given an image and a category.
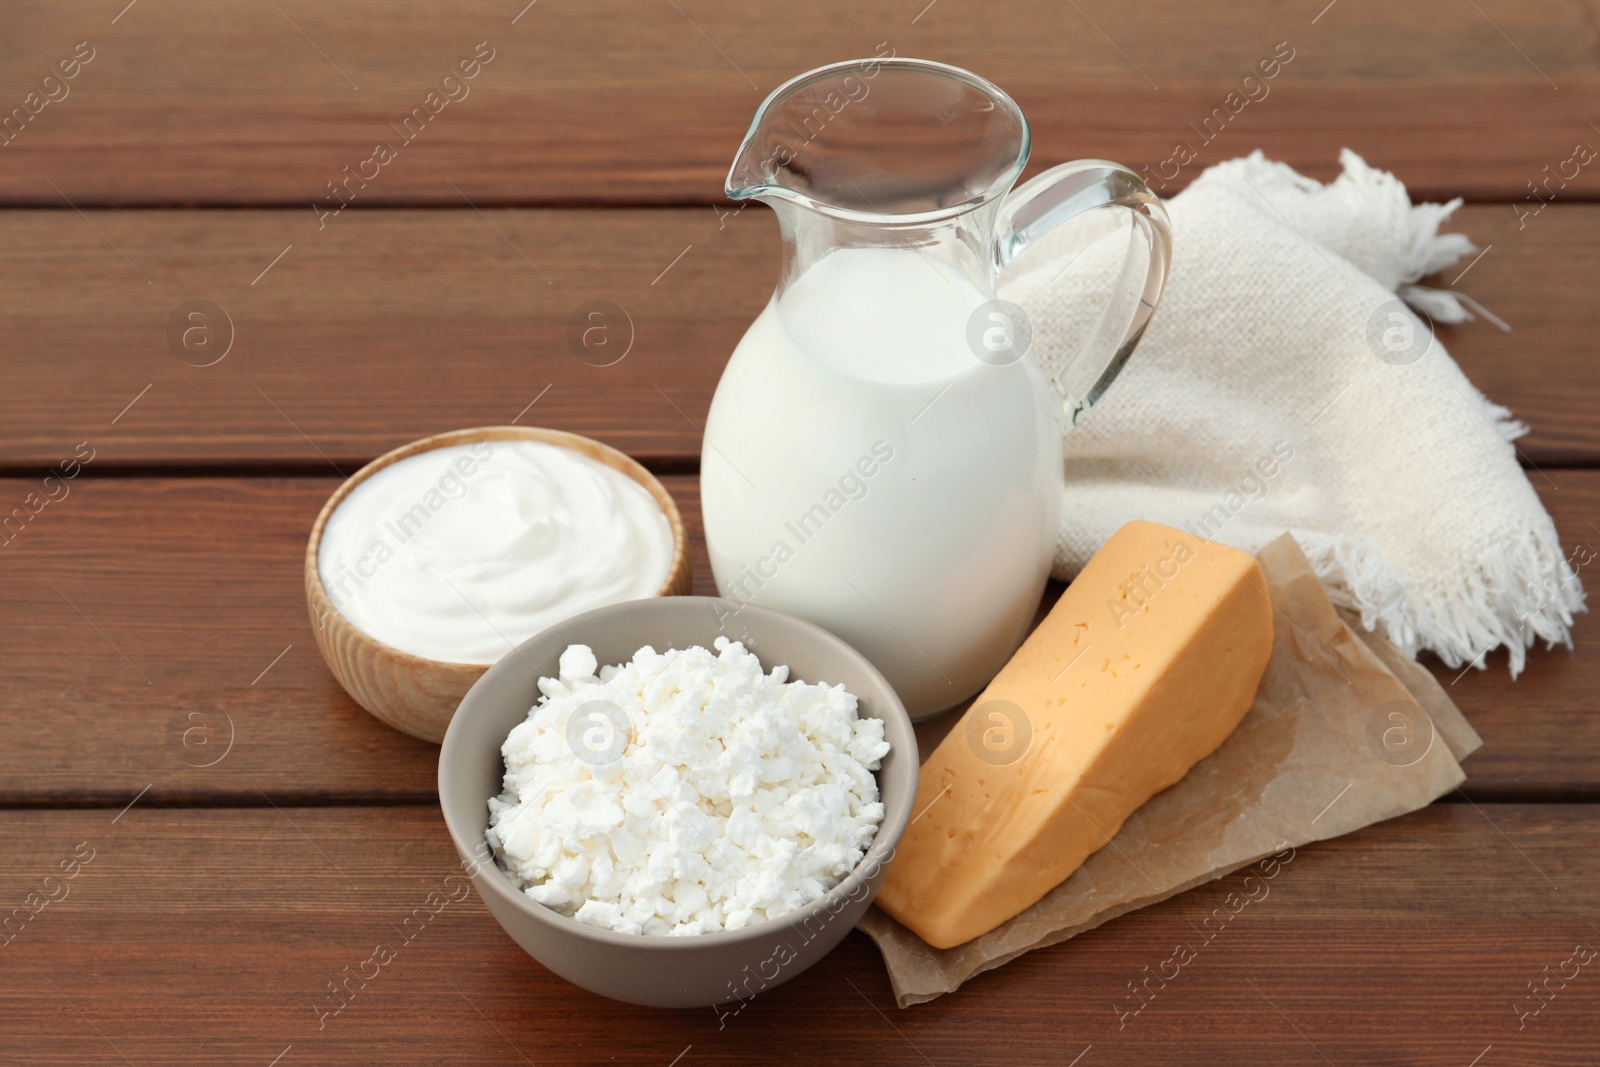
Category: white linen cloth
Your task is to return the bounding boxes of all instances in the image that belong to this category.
[1002,150,1583,674]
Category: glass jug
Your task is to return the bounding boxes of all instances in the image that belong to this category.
[701,58,1172,719]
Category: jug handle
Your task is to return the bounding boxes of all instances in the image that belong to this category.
[993,159,1172,428]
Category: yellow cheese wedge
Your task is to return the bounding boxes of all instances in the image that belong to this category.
[876,520,1273,949]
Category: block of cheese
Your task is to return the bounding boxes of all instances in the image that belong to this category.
[875,520,1273,949]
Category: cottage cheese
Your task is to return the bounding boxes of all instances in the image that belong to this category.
[486,638,890,936]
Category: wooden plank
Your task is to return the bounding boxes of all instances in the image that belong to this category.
[1419,460,1600,797]
[0,475,702,805]
[0,0,1595,205]
[0,203,1595,469]
[0,473,1594,802]
[0,804,1595,1064]
[1431,204,1600,466]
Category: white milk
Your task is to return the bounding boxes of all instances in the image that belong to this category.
[702,246,1062,716]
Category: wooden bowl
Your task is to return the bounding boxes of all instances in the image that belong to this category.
[304,426,692,744]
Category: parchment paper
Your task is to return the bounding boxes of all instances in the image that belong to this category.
[858,534,1481,1007]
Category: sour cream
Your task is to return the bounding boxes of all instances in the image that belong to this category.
[318,439,674,664]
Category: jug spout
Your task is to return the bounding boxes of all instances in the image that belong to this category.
[725,50,900,206]
[723,56,1029,223]
[724,137,779,203]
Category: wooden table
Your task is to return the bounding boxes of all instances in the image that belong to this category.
[3,2,1597,1063]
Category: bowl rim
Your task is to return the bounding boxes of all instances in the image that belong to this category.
[437,594,916,951]
[303,425,692,671]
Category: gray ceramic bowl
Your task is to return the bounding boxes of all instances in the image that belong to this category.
[437,596,916,1009]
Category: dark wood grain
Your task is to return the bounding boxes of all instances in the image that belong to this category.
[0,804,1594,1065]
[1,0,1595,206]
[0,203,1595,469]
[0,472,1593,803]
